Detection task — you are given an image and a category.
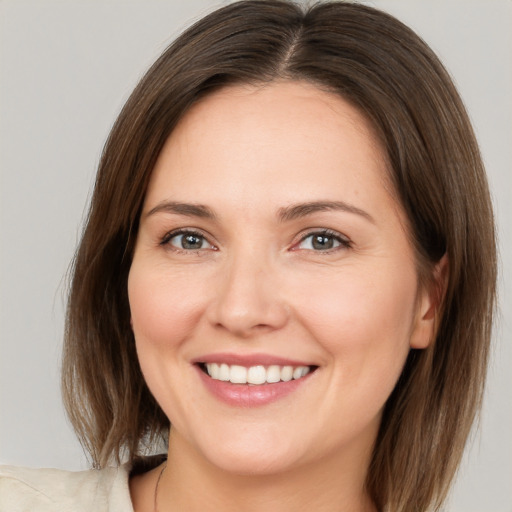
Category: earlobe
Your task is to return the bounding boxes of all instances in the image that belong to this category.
[410,254,449,349]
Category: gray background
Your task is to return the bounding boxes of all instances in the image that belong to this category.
[0,1,510,510]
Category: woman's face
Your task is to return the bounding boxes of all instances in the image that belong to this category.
[128,81,435,476]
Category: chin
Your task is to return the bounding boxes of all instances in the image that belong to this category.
[208,450,301,477]
[193,430,307,477]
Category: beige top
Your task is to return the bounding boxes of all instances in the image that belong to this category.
[0,463,134,512]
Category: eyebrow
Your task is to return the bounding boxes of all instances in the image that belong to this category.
[145,199,374,224]
[146,201,217,220]
[277,201,375,224]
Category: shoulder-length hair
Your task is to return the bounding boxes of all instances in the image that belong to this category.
[62,1,497,510]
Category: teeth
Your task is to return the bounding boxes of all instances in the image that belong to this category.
[292,367,303,380]
[281,366,293,382]
[218,363,230,381]
[204,363,311,384]
[208,362,220,380]
[230,365,247,384]
[267,365,281,383]
[247,365,266,385]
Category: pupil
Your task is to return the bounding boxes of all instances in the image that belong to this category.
[312,235,333,250]
[183,235,202,249]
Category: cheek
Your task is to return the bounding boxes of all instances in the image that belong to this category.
[291,263,418,378]
[127,261,205,425]
[127,261,205,349]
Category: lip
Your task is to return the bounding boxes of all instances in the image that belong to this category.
[192,353,317,407]
[192,352,314,367]
[196,366,314,407]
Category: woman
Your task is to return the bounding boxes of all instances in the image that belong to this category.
[0,1,497,511]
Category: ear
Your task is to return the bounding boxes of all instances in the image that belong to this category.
[410,254,449,349]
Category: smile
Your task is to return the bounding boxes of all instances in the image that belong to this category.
[194,354,318,406]
[203,363,312,385]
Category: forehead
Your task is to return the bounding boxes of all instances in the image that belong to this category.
[169,80,385,165]
[143,80,396,218]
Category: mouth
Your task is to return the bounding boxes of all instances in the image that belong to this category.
[193,353,319,406]
[197,362,318,385]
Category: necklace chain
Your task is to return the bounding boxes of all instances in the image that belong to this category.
[153,462,167,512]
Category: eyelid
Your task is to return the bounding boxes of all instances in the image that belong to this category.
[158,227,350,253]
[160,228,217,251]
[292,228,352,251]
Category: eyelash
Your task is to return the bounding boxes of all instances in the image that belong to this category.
[295,229,352,253]
[160,229,215,253]
[160,228,352,254]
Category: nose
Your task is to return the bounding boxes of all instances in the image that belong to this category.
[206,251,289,338]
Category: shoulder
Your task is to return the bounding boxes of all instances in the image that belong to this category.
[0,463,133,512]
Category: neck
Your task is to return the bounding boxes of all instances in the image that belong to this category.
[156,429,376,512]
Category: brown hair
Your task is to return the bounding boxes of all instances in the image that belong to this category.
[62,1,497,510]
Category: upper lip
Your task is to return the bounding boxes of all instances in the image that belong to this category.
[192,352,316,367]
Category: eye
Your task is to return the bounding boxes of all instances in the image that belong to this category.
[296,230,350,251]
[162,230,214,251]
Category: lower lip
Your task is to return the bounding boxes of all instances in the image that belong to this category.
[196,366,313,407]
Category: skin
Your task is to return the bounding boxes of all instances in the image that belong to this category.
[128,80,439,512]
